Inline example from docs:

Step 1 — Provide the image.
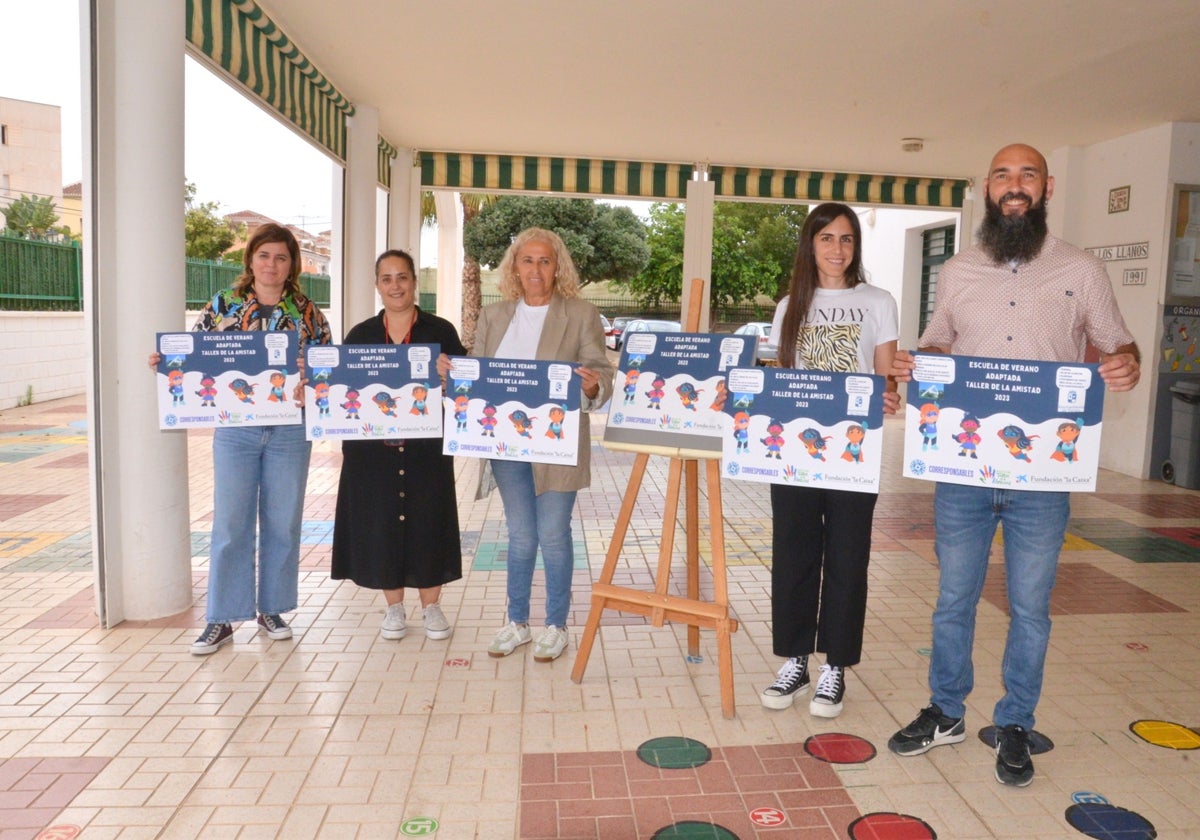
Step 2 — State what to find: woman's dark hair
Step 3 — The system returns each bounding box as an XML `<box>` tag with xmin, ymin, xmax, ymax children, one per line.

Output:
<box><xmin>776</xmin><ymin>203</ymin><xmax>866</xmax><ymax>369</ymax></box>
<box><xmin>234</xmin><ymin>223</ymin><xmax>303</xmax><ymax>298</ymax></box>
<box><xmin>375</xmin><ymin>249</ymin><xmax>416</xmax><ymax>277</ymax></box>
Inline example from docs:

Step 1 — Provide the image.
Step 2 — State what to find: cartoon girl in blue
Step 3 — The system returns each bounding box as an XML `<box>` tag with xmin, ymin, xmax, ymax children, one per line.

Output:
<box><xmin>918</xmin><ymin>403</ymin><xmax>940</xmax><ymax>451</ymax></box>
<box><xmin>509</xmin><ymin>410</ymin><xmax>535</xmax><ymax>438</ymax></box>
<box><xmin>676</xmin><ymin>382</ymin><xmax>702</xmax><ymax>411</ymax></box>
<box><xmin>545</xmin><ymin>406</ymin><xmax>566</xmax><ymax>440</ymax></box>
<box><xmin>454</xmin><ymin>395</ymin><xmax>470</xmax><ymax>431</ymax></box>
<box><xmin>998</xmin><ymin>424</ymin><xmax>1038</xmax><ymax>461</ymax></box>
<box><xmin>266</xmin><ymin>371</ymin><xmax>287</xmax><ymax>403</ymax></box>
<box><xmin>372</xmin><ymin>391</ymin><xmax>398</xmax><ymax>417</ymax></box>
<box><xmin>623</xmin><ymin>369</ymin><xmax>640</xmax><ymax>405</ymax></box>
<box><xmin>800</xmin><ymin>427</ymin><xmax>831</xmax><ymax>461</ymax></box>
<box><xmin>168</xmin><ymin>369</ymin><xmax>186</xmax><ymax>405</ymax></box>
<box><xmin>313</xmin><ymin>381</ymin><xmax>331</xmax><ymax>417</ymax></box>
<box><xmin>410</xmin><ymin>384</ymin><xmax>428</xmax><ymax>416</ymax></box>
<box><xmin>841</xmin><ymin>423</ymin><xmax>866</xmax><ymax>462</ymax></box>
<box><xmin>733</xmin><ymin>411</ymin><xmax>750</xmax><ymax>453</ymax></box>
<box><xmin>1050</xmin><ymin>419</ymin><xmax>1083</xmax><ymax>462</ymax></box>
<box><xmin>229</xmin><ymin>378</ymin><xmax>255</xmax><ymax>404</ymax></box>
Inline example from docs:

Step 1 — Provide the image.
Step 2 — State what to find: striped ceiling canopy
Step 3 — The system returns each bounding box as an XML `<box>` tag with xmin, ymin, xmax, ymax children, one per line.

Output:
<box><xmin>417</xmin><ymin>151</ymin><xmax>967</xmax><ymax>209</ymax></box>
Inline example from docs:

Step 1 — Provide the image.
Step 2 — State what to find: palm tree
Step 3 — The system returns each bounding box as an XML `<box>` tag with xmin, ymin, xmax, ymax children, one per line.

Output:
<box><xmin>421</xmin><ymin>190</ymin><xmax>497</xmax><ymax>352</ymax></box>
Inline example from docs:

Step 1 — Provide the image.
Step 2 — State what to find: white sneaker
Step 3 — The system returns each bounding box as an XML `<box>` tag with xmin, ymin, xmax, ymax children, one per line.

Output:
<box><xmin>380</xmin><ymin>603</ymin><xmax>407</xmax><ymax>640</ymax></box>
<box><xmin>488</xmin><ymin>622</ymin><xmax>531</xmax><ymax>657</ymax></box>
<box><xmin>809</xmin><ymin>664</ymin><xmax>845</xmax><ymax>718</ymax></box>
<box><xmin>422</xmin><ymin>603</ymin><xmax>452</xmax><ymax>640</ymax></box>
<box><xmin>533</xmin><ymin>625</ymin><xmax>569</xmax><ymax>662</ymax></box>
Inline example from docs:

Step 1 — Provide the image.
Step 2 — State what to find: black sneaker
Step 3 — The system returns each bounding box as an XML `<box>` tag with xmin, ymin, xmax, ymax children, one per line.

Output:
<box><xmin>888</xmin><ymin>704</ymin><xmax>966</xmax><ymax>755</ymax></box>
<box><xmin>761</xmin><ymin>656</ymin><xmax>809</xmax><ymax>709</ymax></box>
<box><xmin>995</xmin><ymin>724</ymin><xmax>1035</xmax><ymax>787</ymax></box>
<box><xmin>809</xmin><ymin>664</ymin><xmax>845</xmax><ymax>718</ymax></box>
<box><xmin>190</xmin><ymin>622</ymin><xmax>233</xmax><ymax>655</ymax></box>
<box><xmin>256</xmin><ymin>613</ymin><xmax>293</xmax><ymax>640</ymax></box>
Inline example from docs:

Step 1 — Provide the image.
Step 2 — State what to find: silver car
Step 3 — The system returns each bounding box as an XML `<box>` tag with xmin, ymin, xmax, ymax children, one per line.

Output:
<box><xmin>734</xmin><ymin>321</ymin><xmax>776</xmax><ymax>365</ymax></box>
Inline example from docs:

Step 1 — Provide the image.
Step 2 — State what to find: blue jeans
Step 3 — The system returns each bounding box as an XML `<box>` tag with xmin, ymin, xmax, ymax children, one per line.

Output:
<box><xmin>928</xmin><ymin>482</ymin><xmax>1069</xmax><ymax>731</ymax></box>
<box><xmin>207</xmin><ymin>424</ymin><xmax>311</xmax><ymax>623</ymax></box>
<box><xmin>490</xmin><ymin>460</ymin><xmax>577</xmax><ymax>627</ymax></box>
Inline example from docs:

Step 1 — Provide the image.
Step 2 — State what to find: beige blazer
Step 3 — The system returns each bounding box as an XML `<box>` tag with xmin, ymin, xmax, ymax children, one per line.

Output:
<box><xmin>473</xmin><ymin>293</ymin><xmax>615</xmax><ymax>496</ymax></box>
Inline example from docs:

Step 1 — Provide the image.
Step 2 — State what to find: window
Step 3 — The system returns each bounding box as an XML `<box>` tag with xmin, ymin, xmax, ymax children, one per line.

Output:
<box><xmin>0</xmin><ymin>124</ymin><xmax>8</xmax><ymax>145</ymax></box>
<box><xmin>919</xmin><ymin>225</ymin><xmax>956</xmax><ymax>335</ymax></box>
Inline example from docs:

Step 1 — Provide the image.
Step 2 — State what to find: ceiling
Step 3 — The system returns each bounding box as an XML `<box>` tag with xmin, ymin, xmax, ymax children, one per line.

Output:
<box><xmin>259</xmin><ymin>0</ymin><xmax>1200</xmax><ymax>188</ymax></box>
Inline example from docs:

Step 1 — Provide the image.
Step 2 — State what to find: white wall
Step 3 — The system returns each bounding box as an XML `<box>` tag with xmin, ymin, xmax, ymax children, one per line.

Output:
<box><xmin>0</xmin><ymin>312</ymin><xmax>87</xmax><ymax>408</ymax></box>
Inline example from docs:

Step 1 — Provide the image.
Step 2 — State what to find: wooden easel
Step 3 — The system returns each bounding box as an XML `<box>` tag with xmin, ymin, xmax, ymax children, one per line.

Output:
<box><xmin>570</xmin><ymin>280</ymin><xmax>739</xmax><ymax>718</ymax></box>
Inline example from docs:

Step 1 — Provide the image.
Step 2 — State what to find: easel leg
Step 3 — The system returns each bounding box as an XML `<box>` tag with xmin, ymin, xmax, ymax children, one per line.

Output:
<box><xmin>685</xmin><ymin>459</ymin><xmax>700</xmax><ymax>657</ymax></box>
<box><xmin>707</xmin><ymin>458</ymin><xmax>735</xmax><ymax>718</ymax></box>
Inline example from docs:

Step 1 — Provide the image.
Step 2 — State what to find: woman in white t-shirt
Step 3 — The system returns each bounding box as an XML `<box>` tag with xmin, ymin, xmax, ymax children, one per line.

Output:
<box><xmin>760</xmin><ymin>203</ymin><xmax>899</xmax><ymax>718</ymax></box>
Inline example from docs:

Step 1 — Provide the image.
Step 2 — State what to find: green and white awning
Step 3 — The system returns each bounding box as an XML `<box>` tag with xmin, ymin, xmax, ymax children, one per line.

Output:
<box><xmin>186</xmin><ymin>0</ymin><xmax>353</xmax><ymax>160</ymax></box>
<box><xmin>417</xmin><ymin>152</ymin><xmax>967</xmax><ymax>208</ymax></box>
<box><xmin>378</xmin><ymin>138</ymin><xmax>399</xmax><ymax>188</ymax></box>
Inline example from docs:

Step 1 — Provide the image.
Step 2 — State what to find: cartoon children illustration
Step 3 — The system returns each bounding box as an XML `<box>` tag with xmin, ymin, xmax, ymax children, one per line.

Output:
<box><xmin>761</xmin><ymin>418</ymin><xmax>786</xmax><ymax>459</ymax></box>
<box><xmin>228</xmin><ymin>377</ymin><xmax>255</xmax><ymax>404</ymax></box>
<box><xmin>545</xmin><ymin>405</ymin><xmax>566</xmax><ymax>440</ymax></box>
<box><xmin>410</xmin><ymin>384</ymin><xmax>429</xmax><ymax>416</ymax></box>
<box><xmin>918</xmin><ymin>403</ymin><xmax>940</xmax><ymax>451</ymax></box>
<box><xmin>341</xmin><ymin>388</ymin><xmax>361</xmax><ymax>419</ymax></box>
<box><xmin>998</xmin><ymin>424</ymin><xmax>1038</xmax><ymax>462</ymax></box>
<box><xmin>841</xmin><ymin>423</ymin><xmax>866</xmax><ymax>462</ymax></box>
<box><xmin>622</xmin><ymin>369</ymin><xmax>640</xmax><ymax>405</ymax></box>
<box><xmin>709</xmin><ymin>380</ymin><xmax>728</xmax><ymax>411</ymax></box>
<box><xmin>167</xmin><ymin>369</ymin><xmax>186</xmax><ymax>406</ymax></box>
<box><xmin>372</xmin><ymin>391</ymin><xmax>398</xmax><ymax>417</ymax></box>
<box><xmin>646</xmin><ymin>376</ymin><xmax>666</xmax><ymax>410</ymax></box>
<box><xmin>799</xmin><ymin>427</ymin><xmax>831</xmax><ymax>461</ymax></box>
<box><xmin>195</xmin><ymin>375</ymin><xmax>217</xmax><ymax>407</ymax></box>
<box><xmin>732</xmin><ymin>411</ymin><xmax>751</xmax><ymax>453</ymax></box>
<box><xmin>313</xmin><ymin>381</ymin><xmax>331</xmax><ymax>417</ymax></box>
<box><xmin>676</xmin><ymin>381</ymin><xmax>702</xmax><ymax>411</ymax></box>
<box><xmin>266</xmin><ymin>371</ymin><xmax>287</xmax><ymax>403</ymax></box>
<box><xmin>1050</xmin><ymin>419</ymin><xmax>1083</xmax><ymax>462</ymax></box>
<box><xmin>478</xmin><ymin>402</ymin><xmax>498</xmax><ymax>436</ymax></box>
<box><xmin>509</xmin><ymin>409</ymin><xmax>535</xmax><ymax>438</ymax></box>
<box><xmin>954</xmin><ymin>413</ymin><xmax>982</xmax><ymax>458</ymax></box>
<box><xmin>454</xmin><ymin>395</ymin><xmax>470</xmax><ymax>431</ymax></box>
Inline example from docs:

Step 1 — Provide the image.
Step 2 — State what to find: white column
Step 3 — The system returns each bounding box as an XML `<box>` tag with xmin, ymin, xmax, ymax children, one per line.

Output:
<box><xmin>343</xmin><ymin>106</ymin><xmax>380</xmax><ymax>331</ymax></box>
<box><xmin>435</xmin><ymin>191</ymin><xmax>464</xmax><ymax>330</ymax></box>
<box><xmin>83</xmin><ymin>0</ymin><xmax>191</xmax><ymax>624</ymax></box>
<box><xmin>681</xmin><ymin>177</ymin><xmax>716</xmax><ymax>331</ymax></box>
<box><xmin>387</xmin><ymin>147</ymin><xmax>416</xmax><ymax>253</ymax></box>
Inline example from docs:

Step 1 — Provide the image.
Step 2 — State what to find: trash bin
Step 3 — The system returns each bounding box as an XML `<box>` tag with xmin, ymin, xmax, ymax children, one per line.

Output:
<box><xmin>1162</xmin><ymin>379</ymin><xmax>1200</xmax><ymax>489</ymax></box>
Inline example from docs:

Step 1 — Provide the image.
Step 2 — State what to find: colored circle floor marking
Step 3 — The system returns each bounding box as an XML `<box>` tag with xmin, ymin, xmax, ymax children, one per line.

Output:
<box><xmin>1072</xmin><ymin>791</ymin><xmax>1110</xmax><ymax>805</ymax></box>
<box><xmin>636</xmin><ymin>736</ymin><xmax>712</xmax><ymax>769</ymax></box>
<box><xmin>804</xmin><ymin>732</ymin><xmax>877</xmax><ymax>764</ymax></box>
<box><xmin>1064</xmin><ymin>803</ymin><xmax>1156</xmax><ymax>840</ymax></box>
<box><xmin>1124</xmin><ymin>642</ymin><xmax>1149</xmax><ymax>651</ymax></box>
<box><xmin>848</xmin><ymin>812</ymin><xmax>937</xmax><ymax>840</ymax></box>
<box><xmin>398</xmin><ymin>816</ymin><xmax>439</xmax><ymax>836</ymax></box>
<box><xmin>651</xmin><ymin>821</ymin><xmax>738</xmax><ymax>839</ymax></box>
<box><xmin>1129</xmin><ymin>719</ymin><xmax>1200</xmax><ymax>750</ymax></box>
<box><xmin>748</xmin><ymin>806</ymin><xmax>786</xmax><ymax>827</ymax></box>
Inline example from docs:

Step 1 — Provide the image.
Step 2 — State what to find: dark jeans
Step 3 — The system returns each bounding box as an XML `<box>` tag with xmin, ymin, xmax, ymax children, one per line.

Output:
<box><xmin>770</xmin><ymin>484</ymin><xmax>878</xmax><ymax>666</ymax></box>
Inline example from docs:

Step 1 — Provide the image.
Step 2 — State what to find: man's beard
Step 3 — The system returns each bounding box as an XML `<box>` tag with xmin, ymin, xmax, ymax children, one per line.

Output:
<box><xmin>978</xmin><ymin>192</ymin><xmax>1049</xmax><ymax>263</ymax></box>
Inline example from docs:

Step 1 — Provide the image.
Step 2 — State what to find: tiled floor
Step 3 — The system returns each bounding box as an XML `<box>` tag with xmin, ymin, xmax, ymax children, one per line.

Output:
<box><xmin>1</xmin><ymin>396</ymin><xmax>1198</xmax><ymax>839</ymax></box>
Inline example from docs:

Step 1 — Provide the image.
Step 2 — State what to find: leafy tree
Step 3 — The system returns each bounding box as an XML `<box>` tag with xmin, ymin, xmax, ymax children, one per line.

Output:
<box><xmin>463</xmin><ymin>196</ymin><xmax>649</xmax><ymax>287</ymax></box>
<box><xmin>421</xmin><ymin>191</ymin><xmax>502</xmax><ymax>351</ymax></box>
<box><xmin>2</xmin><ymin>194</ymin><xmax>60</xmax><ymax>239</ymax></box>
<box><xmin>629</xmin><ymin>201</ymin><xmax>806</xmax><ymax>310</ymax></box>
<box><xmin>184</xmin><ymin>181</ymin><xmax>242</xmax><ymax>260</ymax></box>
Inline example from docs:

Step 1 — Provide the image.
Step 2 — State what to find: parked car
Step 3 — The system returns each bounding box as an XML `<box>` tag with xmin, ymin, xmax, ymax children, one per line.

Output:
<box><xmin>734</xmin><ymin>321</ymin><xmax>776</xmax><ymax>365</ymax></box>
<box><xmin>605</xmin><ymin>315</ymin><xmax>635</xmax><ymax>350</ymax></box>
<box><xmin>599</xmin><ymin>313</ymin><xmax>612</xmax><ymax>334</ymax></box>
<box><xmin>620</xmin><ymin>318</ymin><xmax>683</xmax><ymax>346</ymax></box>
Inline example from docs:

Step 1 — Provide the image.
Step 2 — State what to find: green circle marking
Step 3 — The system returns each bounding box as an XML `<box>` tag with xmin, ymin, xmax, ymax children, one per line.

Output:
<box><xmin>636</xmin><ymin>736</ymin><xmax>712</xmax><ymax>769</ymax></box>
<box><xmin>652</xmin><ymin>821</ymin><xmax>738</xmax><ymax>839</ymax></box>
<box><xmin>399</xmin><ymin>816</ymin><xmax>439</xmax><ymax>836</ymax></box>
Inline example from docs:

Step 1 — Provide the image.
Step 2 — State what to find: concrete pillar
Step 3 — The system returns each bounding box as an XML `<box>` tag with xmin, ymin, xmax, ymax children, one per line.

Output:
<box><xmin>343</xmin><ymin>106</ymin><xmax>380</xmax><ymax>332</ymax></box>
<box><xmin>387</xmin><ymin>147</ymin><xmax>416</xmax><ymax>253</ymax></box>
<box><xmin>83</xmin><ymin>0</ymin><xmax>191</xmax><ymax>625</ymax></box>
<box><xmin>681</xmin><ymin>177</ymin><xmax>716</xmax><ymax>331</ymax></box>
<box><xmin>435</xmin><ymin>191</ymin><xmax>464</xmax><ymax>331</ymax></box>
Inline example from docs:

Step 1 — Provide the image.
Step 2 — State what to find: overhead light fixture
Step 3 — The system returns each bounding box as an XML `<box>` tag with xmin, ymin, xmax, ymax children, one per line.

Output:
<box><xmin>901</xmin><ymin>137</ymin><xmax>924</xmax><ymax>153</ymax></box>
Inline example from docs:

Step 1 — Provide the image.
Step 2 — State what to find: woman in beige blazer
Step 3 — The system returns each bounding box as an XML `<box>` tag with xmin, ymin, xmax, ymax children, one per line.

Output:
<box><xmin>468</xmin><ymin>227</ymin><xmax>614</xmax><ymax>662</ymax></box>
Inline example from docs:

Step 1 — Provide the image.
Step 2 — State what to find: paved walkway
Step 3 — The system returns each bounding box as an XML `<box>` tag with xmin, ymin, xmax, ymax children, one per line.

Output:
<box><xmin>1</xmin><ymin>396</ymin><xmax>1198</xmax><ymax>839</ymax></box>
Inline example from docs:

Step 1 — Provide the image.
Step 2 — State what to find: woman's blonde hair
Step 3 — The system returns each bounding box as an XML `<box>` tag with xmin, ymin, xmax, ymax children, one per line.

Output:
<box><xmin>495</xmin><ymin>227</ymin><xmax>581</xmax><ymax>301</ymax></box>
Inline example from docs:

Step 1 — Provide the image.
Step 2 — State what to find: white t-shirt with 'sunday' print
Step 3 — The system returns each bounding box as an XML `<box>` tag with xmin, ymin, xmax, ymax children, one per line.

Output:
<box><xmin>768</xmin><ymin>284</ymin><xmax>899</xmax><ymax>374</ymax></box>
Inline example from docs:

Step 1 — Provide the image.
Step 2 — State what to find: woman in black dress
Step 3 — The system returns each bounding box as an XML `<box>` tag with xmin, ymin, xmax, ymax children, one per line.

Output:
<box><xmin>331</xmin><ymin>249</ymin><xmax>465</xmax><ymax>640</ymax></box>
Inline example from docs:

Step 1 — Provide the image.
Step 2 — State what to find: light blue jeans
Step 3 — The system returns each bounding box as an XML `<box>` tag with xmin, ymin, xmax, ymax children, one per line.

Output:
<box><xmin>928</xmin><ymin>482</ymin><xmax>1069</xmax><ymax>731</ymax></box>
<box><xmin>207</xmin><ymin>424</ymin><xmax>311</xmax><ymax>623</ymax></box>
<box><xmin>490</xmin><ymin>460</ymin><xmax>577</xmax><ymax>627</ymax></box>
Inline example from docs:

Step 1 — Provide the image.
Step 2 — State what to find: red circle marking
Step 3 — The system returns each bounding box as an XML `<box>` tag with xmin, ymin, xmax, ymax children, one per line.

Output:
<box><xmin>749</xmin><ymin>807</ymin><xmax>786</xmax><ymax>827</ymax></box>
<box><xmin>848</xmin><ymin>812</ymin><xmax>936</xmax><ymax>840</ymax></box>
<box><xmin>35</xmin><ymin>828</ymin><xmax>82</xmax><ymax>840</ymax></box>
<box><xmin>1125</xmin><ymin>642</ymin><xmax>1149</xmax><ymax>652</ymax></box>
<box><xmin>444</xmin><ymin>657</ymin><xmax>471</xmax><ymax>668</ymax></box>
<box><xmin>805</xmin><ymin>732</ymin><xmax>877</xmax><ymax>764</ymax></box>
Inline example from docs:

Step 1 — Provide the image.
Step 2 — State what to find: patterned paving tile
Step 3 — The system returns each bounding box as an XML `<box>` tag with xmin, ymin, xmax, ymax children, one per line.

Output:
<box><xmin>0</xmin><ymin>494</ymin><xmax>67</xmax><ymax>520</ymax></box>
<box><xmin>0</xmin><ymin>756</ymin><xmax>110</xmax><ymax>840</ymax></box>
<box><xmin>1149</xmin><ymin>526</ymin><xmax>1200</xmax><ymax>549</ymax></box>
<box><xmin>982</xmin><ymin>561</ymin><xmax>1185</xmax><ymax>615</ymax></box>
<box><xmin>1068</xmin><ymin>518</ymin><xmax>1200</xmax><ymax>563</ymax></box>
<box><xmin>1094</xmin><ymin>492</ymin><xmax>1200</xmax><ymax>518</ymax></box>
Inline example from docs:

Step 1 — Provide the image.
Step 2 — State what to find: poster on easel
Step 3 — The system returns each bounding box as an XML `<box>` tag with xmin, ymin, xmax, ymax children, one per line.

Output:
<box><xmin>901</xmin><ymin>352</ymin><xmax>1105</xmax><ymax>491</ymax></box>
<box><xmin>441</xmin><ymin>357</ymin><xmax>581</xmax><ymax>466</ymax></box>
<box><xmin>303</xmin><ymin>343</ymin><xmax>442</xmax><ymax>441</ymax></box>
<box><xmin>155</xmin><ymin>331</ymin><xmax>300</xmax><ymax>429</ymax></box>
<box><xmin>720</xmin><ymin>366</ymin><xmax>886</xmax><ymax>493</ymax></box>
<box><xmin>604</xmin><ymin>331</ymin><xmax>756</xmax><ymax>452</ymax></box>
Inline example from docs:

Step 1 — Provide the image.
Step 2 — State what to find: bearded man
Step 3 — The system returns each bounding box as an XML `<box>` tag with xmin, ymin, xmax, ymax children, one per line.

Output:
<box><xmin>885</xmin><ymin>144</ymin><xmax>1141</xmax><ymax>787</ymax></box>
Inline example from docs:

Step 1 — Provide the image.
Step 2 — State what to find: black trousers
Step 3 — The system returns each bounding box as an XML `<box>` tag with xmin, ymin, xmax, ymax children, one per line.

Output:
<box><xmin>770</xmin><ymin>483</ymin><xmax>878</xmax><ymax>667</ymax></box>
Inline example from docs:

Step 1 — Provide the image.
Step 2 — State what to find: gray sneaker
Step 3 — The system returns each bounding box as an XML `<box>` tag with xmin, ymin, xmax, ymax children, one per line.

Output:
<box><xmin>380</xmin><ymin>603</ymin><xmax>407</xmax><ymax>640</ymax></box>
<box><xmin>422</xmin><ymin>603</ymin><xmax>452</xmax><ymax>640</ymax></box>
<box><xmin>488</xmin><ymin>622</ymin><xmax>531</xmax><ymax>657</ymax></box>
<box><xmin>532</xmin><ymin>625</ymin><xmax>569</xmax><ymax>662</ymax></box>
